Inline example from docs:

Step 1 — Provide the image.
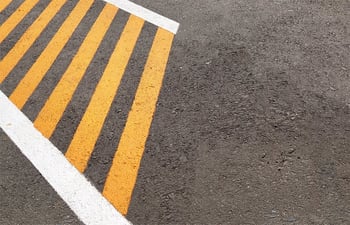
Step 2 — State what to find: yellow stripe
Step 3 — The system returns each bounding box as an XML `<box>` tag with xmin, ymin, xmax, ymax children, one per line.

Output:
<box><xmin>0</xmin><ymin>0</ymin><xmax>38</xmax><ymax>44</ymax></box>
<box><xmin>10</xmin><ymin>0</ymin><xmax>94</xmax><ymax>109</ymax></box>
<box><xmin>34</xmin><ymin>4</ymin><xmax>117</xmax><ymax>138</ymax></box>
<box><xmin>0</xmin><ymin>0</ymin><xmax>66</xmax><ymax>83</ymax></box>
<box><xmin>0</xmin><ymin>0</ymin><xmax>12</xmax><ymax>13</ymax></box>
<box><xmin>65</xmin><ymin>15</ymin><xmax>144</xmax><ymax>173</ymax></box>
<box><xmin>103</xmin><ymin>28</ymin><xmax>174</xmax><ymax>215</ymax></box>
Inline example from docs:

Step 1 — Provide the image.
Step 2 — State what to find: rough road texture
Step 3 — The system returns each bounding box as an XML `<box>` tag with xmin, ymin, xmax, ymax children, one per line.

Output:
<box><xmin>128</xmin><ymin>0</ymin><xmax>350</xmax><ymax>224</ymax></box>
<box><xmin>1</xmin><ymin>0</ymin><xmax>349</xmax><ymax>224</ymax></box>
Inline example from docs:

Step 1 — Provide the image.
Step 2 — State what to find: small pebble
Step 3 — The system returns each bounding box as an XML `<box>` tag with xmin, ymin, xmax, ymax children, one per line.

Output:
<box><xmin>283</xmin><ymin>216</ymin><xmax>297</xmax><ymax>222</ymax></box>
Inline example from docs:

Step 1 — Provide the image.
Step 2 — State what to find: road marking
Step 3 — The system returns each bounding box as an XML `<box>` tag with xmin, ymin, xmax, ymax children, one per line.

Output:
<box><xmin>0</xmin><ymin>0</ymin><xmax>67</xmax><ymax>83</ymax></box>
<box><xmin>34</xmin><ymin>4</ymin><xmax>117</xmax><ymax>138</ymax></box>
<box><xmin>0</xmin><ymin>91</ymin><xmax>132</xmax><ymax>225</ymax></box>
<box><xmin>10</xmin><ymin>0</ymin><xmax>95</xmax><ymax>109</ymax></box>
<box><xmin>0</xmin><ymin>0</ymin><xmax>39</xmax><ymax>45</ymax></box>
<box><xmin>0</xmin><ymin>0</ymin><xmax>11</xmax><ymax>13</ymax></box>
<box><xmin>65</xmin><ymin>14</ymin><xmax>144</xmax><ymax>173</ymax></box>
<box><xmin>104</xmin><ymin>0</ymin><xmax>179</xmax><ymax>34</ymax></box>
<box><xmin>1</xmin><ymin>0</ymin><xmax>178</xmax><ymax>217</ymax></box>
<box><xmin>103</xmin><ymin>28</ymin><xmax>174</xmax><ymax>215</ymax></box>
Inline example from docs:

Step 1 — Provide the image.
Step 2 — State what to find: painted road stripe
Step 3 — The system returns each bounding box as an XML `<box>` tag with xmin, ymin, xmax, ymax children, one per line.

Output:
<box><xmin>0</xmin><ymin>0</ymin><xmax>11</xmax><ymax>13</ymax></box>
<box><xmin>1</xmin><ymin>0</ymin><xmax>178</xmax><ymax>218</ymax></box>
<box><xmin>104</xmin><ymin>0</ymin><xmax>179</xmax><ymax>34</ymax></box>
<box><xmin>10</xmin><ymin>0</ymin><xmax>95</xmax><ymax>109</ymax></box>
<box><xmin>103</xmin><ymin>28</ymin><xmax>174</xmax><ymax>215</ymax></box>
<box><xmin>0</xmin><ymin>91</ymin><xmax>132</xmax><ymax>225</ymax></box>
<box><xmin>0</xmin><ymin>0</ymin><xmax>67</xmax><ymax>83</ymax></box>
<box><xmin>0</xmin><ymin>0</ymin><xmax>39</xmax><ymax>44</ymax></box>
<box><xmin>34</xmin><ymin>4</ymin><xmax>117</xmax><ymax>138</ymax></box>
<box><xmin>65</xmin><ymin>15</ymin><xmax>144</xmax><ymax>173</ymax></box>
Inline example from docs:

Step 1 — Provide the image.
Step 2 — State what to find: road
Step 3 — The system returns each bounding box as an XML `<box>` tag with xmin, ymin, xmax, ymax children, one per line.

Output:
<box><xmin>1</xmin><ymin>0</ymin><xmax>350</xmax><ymax>224</ymax></box>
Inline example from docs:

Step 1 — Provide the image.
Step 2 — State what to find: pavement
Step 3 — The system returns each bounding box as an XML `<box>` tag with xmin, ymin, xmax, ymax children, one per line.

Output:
<box><xmin>1</xmin><ymin>0</ymin><xmax>350</xmax><ymax>224</ymax></box>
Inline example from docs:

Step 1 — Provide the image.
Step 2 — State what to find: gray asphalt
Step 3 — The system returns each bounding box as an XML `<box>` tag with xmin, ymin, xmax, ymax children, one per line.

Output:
<box><xmin>1</xmin><ymin>0</ymin><xmax>350</xmax><ymax>224</ymax></box>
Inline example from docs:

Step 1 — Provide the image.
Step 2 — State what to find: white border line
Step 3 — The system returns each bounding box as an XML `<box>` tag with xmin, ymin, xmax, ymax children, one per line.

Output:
<box><xmin>103</xmin><ymin>0</ymin><xmax>179</xmax><ymax>34</ymax></box>
<box><xmin>0</xmin><ymin>91</ymin><xmax>132</xmax><ymax>225</ymax></box>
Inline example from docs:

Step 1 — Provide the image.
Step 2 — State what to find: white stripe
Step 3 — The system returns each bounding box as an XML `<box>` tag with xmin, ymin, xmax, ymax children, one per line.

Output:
<box><xmin>103</xmin><ymin>0</ymin><xmax>179</xmax><ymax>34</ymax></box>
<box><xmin>0</xmin><ymin>91</ymin><xmax>132</xmax><ymax>225</ymax></box>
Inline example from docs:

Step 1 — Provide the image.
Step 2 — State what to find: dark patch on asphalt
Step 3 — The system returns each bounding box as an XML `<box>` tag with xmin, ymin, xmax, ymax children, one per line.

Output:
<box><xmin>1</xmin><ymin>0</ymin><xmax>350</xmax><ymax>224</ymax></box>
<box><xmin>127</xmin><ymin>0</ymin><xmax>350</xmax><ymax>224</ymax></box>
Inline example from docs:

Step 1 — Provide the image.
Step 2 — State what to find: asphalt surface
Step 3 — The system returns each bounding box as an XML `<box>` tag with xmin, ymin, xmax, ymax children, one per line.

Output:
<box><xmin>1</xmin><ymin>0</ymin><xmax>350</xmax><ymax>224</ymax></box>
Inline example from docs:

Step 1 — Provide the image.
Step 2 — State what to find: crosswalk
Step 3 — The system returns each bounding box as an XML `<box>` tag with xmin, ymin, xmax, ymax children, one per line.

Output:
<box><xmin>0</xmin><ymin>0</ymin><xmax>177</xmax><ymax>216</ymax></box>
<box><xmin>0</xmin><ymin>0</ymin><xmax>11</xmax><ymax>13</ymax></box>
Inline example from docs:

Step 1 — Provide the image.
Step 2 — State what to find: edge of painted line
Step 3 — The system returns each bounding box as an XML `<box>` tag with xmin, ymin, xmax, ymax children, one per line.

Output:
<box><xmin>103</xmin><ymin>0</ymin><xmax>179</xmax><ymax>34</ymax></box>
<box><xmin>0</xmin><ymin>91</ymin><xmax>132</xmax><ymax>225</ymax></box>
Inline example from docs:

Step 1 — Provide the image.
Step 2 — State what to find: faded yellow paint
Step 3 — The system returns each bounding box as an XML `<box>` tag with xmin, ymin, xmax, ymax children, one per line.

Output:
<box><xmin>0</xmin><ymin>0</ymin><xmax>12</xmax><ymax>13</ymax></box>
<box><xmin>103</xmin><ymin>28</ymin><xmax>174</xmax><ymax>215</ymax></box>
<box><xmin>10</xmin><ymin>0</ymin><xmax>94</xmax><ymax>109</ymax></box>
<box><xmin>0</xmin><ymin>0</ymin><xmax>66</xmax><ymax>83</ymax></box>
<box><xmin>34</xmin><ymin>4</ymin><xmax>117</xmax><ymax>138</ymax></box>
<box><xmin>65</xmin><ymin>15</ymin><xmax>144</xmax><ymax>172</ymax></box>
